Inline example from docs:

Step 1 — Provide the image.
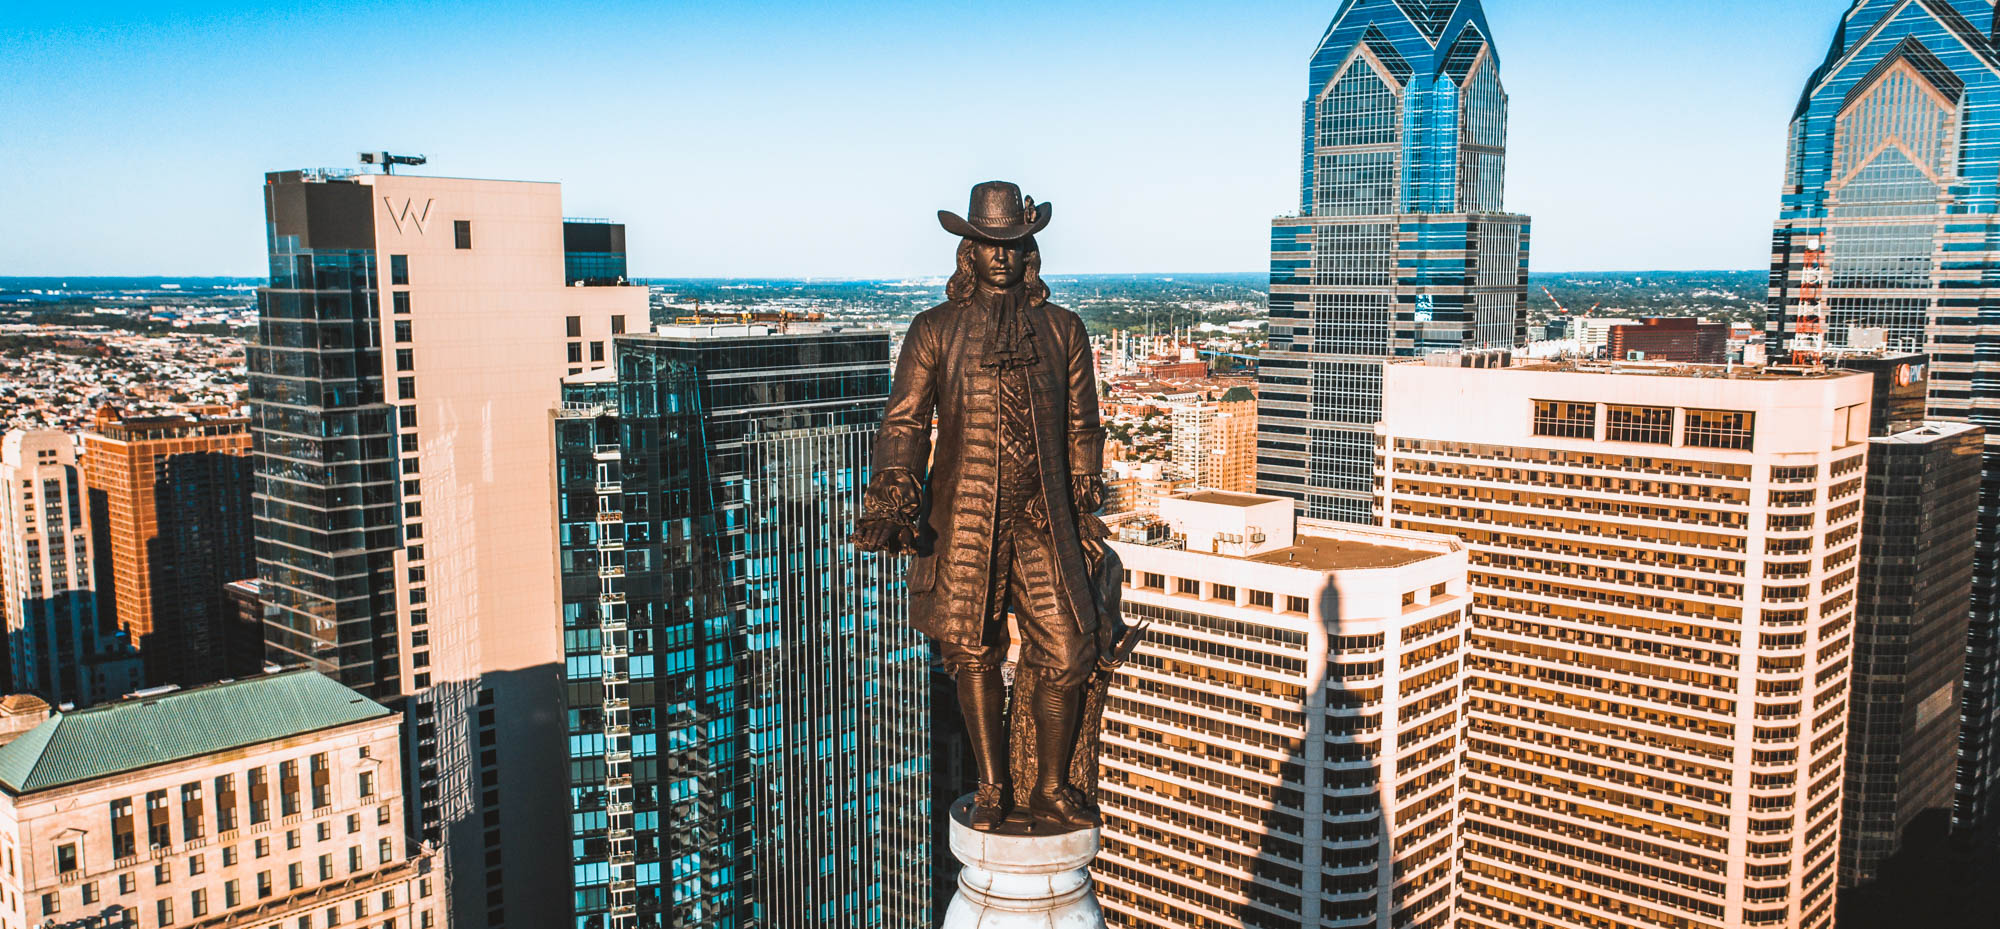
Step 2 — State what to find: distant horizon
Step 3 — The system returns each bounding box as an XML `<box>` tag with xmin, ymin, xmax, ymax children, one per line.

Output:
<box><xmin>0</xmin><ymin>268</ymin><xmax>1771</xmax><ymax>284</ymax></box>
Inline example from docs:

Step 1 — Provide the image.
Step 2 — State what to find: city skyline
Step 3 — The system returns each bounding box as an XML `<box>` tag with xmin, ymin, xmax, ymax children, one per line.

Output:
<box><xmin>7</xmin><ymin>0</ymin><xmax>1841</xmax><ymax>278</ymax></box>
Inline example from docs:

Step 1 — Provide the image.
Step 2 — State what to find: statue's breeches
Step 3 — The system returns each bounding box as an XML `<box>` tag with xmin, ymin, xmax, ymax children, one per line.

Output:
<box><xmin>938</xmin><ymin>517</ymin><xmax>1096</xmax><ymax>690</ymax></box>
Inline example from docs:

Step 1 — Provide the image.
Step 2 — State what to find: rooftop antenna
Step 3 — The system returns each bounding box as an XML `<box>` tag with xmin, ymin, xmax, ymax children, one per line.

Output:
<box><xmin>358</xmin><ymin>151</ymin><xmax>428</xmax><ymax>175</ymax></box>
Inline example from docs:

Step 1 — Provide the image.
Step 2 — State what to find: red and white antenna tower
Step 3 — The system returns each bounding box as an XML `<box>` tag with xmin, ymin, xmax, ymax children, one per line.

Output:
<box><xmin>1790</xmin><ymin>235</ymin><xmax>1827</xmax><ymax>365</ymax></box>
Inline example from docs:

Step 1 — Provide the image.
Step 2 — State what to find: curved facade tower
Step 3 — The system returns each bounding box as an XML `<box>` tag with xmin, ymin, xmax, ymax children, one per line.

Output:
<box><xmin>1767</xmin><ymin>0</ymin><xmax>2000</xmax><ymax>840</ymax></box>
<box><xmin>1257</xmin><ymin>0</ymin><xmax>1531</xmax><ymax>523</ymax></box>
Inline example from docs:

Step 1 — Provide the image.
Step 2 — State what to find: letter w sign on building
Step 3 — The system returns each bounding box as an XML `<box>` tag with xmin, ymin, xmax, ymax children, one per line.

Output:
<box><xmin>383</xmin><ymin>197</ymin><xmax>434</xmax><ymax>235</ymax></box>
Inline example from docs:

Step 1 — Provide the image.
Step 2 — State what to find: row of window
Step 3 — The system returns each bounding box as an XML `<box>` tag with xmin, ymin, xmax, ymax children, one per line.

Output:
<box><xmin>1532</xmin><ymin>400</ymin><xmax>1757</xmax><ymax>451</ymax></box>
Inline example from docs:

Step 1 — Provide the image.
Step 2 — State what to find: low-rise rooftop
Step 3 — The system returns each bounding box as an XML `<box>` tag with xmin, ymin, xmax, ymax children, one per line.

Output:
<box><xmin>0</xmin><ymin>670</ymin><xmax>389</xmax><ymax>794</ymax></box>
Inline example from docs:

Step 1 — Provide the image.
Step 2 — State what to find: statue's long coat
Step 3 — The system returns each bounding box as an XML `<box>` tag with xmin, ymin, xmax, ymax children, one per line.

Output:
<box><xmin>873</xmin><ymin>296</ymin><xmax>1106</xmax><ymax>646</ymax></box>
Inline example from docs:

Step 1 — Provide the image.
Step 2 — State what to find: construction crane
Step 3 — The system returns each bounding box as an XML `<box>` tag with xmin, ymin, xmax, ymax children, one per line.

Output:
<box><xmin>1541</xmin><ymin>286</ymin><xmax>1570</xmax><ymax>315</ymax></box>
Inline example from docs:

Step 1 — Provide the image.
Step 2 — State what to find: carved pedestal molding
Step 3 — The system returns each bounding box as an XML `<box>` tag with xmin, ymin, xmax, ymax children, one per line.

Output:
<box><xmin>942</xmin><ymin>795</ymin><xmax>1104</xmax><ymax>929</ymax></box>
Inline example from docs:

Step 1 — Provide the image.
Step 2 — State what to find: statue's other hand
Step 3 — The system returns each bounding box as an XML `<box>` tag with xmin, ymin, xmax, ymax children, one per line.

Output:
<box><xmin>851</xmin><ymin>516</ymin><xmax>918</xmax><ymax>555</ymax></box>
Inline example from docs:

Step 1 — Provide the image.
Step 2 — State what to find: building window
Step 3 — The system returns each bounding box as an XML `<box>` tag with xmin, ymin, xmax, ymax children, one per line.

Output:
<box><xmin>1600</xmin><ymin>404</ymin><xmax>1672</xmax><ymax>444</ymax></box>
<box><xmin>82</xmin><ymin>882</ymin><xmax>98</xmax><ymax>904</ymax></box>
<box><xmin>257</xmin><ymin>871</ymin><xmax>272</xmax><ymax>898</ymax></box>
<box><xmin>279</xmin><ymin>761</ymin><xmax>300</xmax><ymax>816</ymax></box>
<box><xmin>400</xmin><ymin>407</ymin><xmax>418</xmax><ymax>429</ymax></box>
<box><xmin>402</xmin><ymin>434</ymin><xmax>419</xmax><ymax>453</ymax></box>
<box><xmin>157</xmin><ymin>899</ymin><xmax>173</xmax><ymax>926</ymax></box>
<box><xmin>121</xmin><ymin>873</ymin><xmax>136</xmax><ymax>894</ymax></box>
<box><xmin>590</xmin><ymin>341</ymin><xmax>605</xmax><ymax>362</ymax></box>
<box><xmin>390</xmin><ymin>255</ymin><xmax>408</xmax><ymax>286</ymax></box>
<box><xmin>319</xmin><ymin>854</ymin><xmax>333</xmax><ymax>881</ymax></box>
<box><xmin>1249</xmin><ymin>590</ymin><xmax>1274</xmax><ymax>608</ymax></box>
<box><xmin>396</xmin><ymin>349</ymin><xmax>414</xmax><ymax>372</ymax></box>
<box><xmin>288</xmin><ymin>862</ymin><xmax>303</xmax><ymax>889</ymax></box>
<box><xmin>611</xmin><ymin>315</ymin><xmax>626</xmax><ymax>335</ymax></box>
<box><xmin>146</xmin><ymin>790</ymin><xmax>171</xmax><ymax>849</ymax></box>
<box><xmin>393</xmin><ymin>291</ymin><xmax>410</xmax><ymax>314</ymax></box>
<box><xmin>1211</xmin><ymin>584</ymin><xmax>1236</xmax><ymax>602</ymax></box>
<box><xmin>311</xmin><ymin>753</ymin><xmax>332</xmax><ymax>809</ymax></box>
<box><xmin>225</xmin><ymin>881</ymin><xmax>240</xmax><ymax>908</ymax></box>
<box><xmin>1685</xmin><ymin>408</ymin><xmax>1755</xmax><ymax>450</ymax></box>
<box><xmin>112</xmin><ymin>798</ymin><xmax>136</xmax><ymax>858</ymax></box>
<box><xmin>56</xmin><ymin>842</ymin><xmax>77</xmax><ymax>874</ymax></box>
<box><xmin>1175</xmin><ymin>577</ymin><xmax>1200</xmax><ymax>596</ymax></box>
<box><xmin>567</xmin><ymin>342</ymin><xmax>583</xmax><ymax>364</ymax></box>
<box><xmin>40</xmin><ymin>892</ymin><xmax>56</xmax><ymax>916</ymax></box>
<box><xmin>188</xmin><ymin>855</ymin><xmax>204</xmax><ymax>876</ymax></box>
<box><xmin>398</xmin><ymin>377</ymin><xmax>416</xmax><ymax>400</ymax></box>
<box><xmin>454</xmin><ymin>220</ymin><xmax>472</xmax><ymax>249</ymax></box>
<box><xmin>395</xmin><ymin>320</ymin><xmax>412</xmax><ymax>342</ymax></box>
<box><xmin>222</xmin><ymin>846</ymin><xmax>237</xmax><ymax>867</ymax></box>
<box><xmin>379</xmin><ymin>838</ymin><xmax>394</xmax><ymax>864</ymax></box>
<box><xmin>359</xmin><ymin>772</ymin><xmax>375</xmax><ymax>799</ymax></box>
<box><xmin>1531</xmin><ymin>400</ymin><xmax>1596</xmax><ymax>438</ymax></box>
<box><xmin>191</xmin><ymin>888</ymin><xmax>207</xmax><ymax>919</ymax></box>
<box><xmin>566</xmin><ymin>316</ymin><xmax>581</xmax><ymax>338</ymax></box>
<box><xmin>1285</xmin><ymin>595</ymin><xmax>1310</xmax><ymax>614</ymax></box>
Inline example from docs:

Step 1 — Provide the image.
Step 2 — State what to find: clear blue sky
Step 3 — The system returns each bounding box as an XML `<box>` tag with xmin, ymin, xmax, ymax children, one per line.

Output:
<box><xmin>1</xmin><ymin>0</ymin><xmax>1845</xmax><ymax>277</ymax></box>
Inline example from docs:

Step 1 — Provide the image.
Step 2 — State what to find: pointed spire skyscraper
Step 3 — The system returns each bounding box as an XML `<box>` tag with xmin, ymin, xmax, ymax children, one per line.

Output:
<box><xmin>1257</xmin><ymin>0</ymin><xmax>1531</xmax><ymax>523</ymax></box>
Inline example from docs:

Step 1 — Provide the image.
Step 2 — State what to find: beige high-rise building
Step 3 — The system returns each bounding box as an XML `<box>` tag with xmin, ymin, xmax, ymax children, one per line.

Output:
<box><xmin>253</xmin><ymin>167</ymin><xmax>647</xmax><ymax>929</ymax></box>
<box><xmin>1377</xmin><ymin>355</ymin><xmax>1872</xmax><ymax>929</ymax></box>
<box><xmin>0</xmin><ymin>430</ymin><xmax>141</xmax><ymax>707</ymax></box>
<box><xmin>1095</xmin><ymin>491</ymin><xmax>1468</xmax><ymax>929</ymax></box>
<box><xmin>1170</xmin><ymin>387</ymin><xmax>1258</xmax><ymax>493</ymax></box>
<box><xmin>0</xmin><ymin>670</ymin><xmax>436</xmax><ymax>929</ymax></box>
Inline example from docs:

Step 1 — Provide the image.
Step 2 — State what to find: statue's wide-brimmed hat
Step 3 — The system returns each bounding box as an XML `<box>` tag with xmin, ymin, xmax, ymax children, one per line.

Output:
<box><xmin>939</xmin><ymin>181</ymin><xmax>1052</xmax><ymax>242</ymax></box>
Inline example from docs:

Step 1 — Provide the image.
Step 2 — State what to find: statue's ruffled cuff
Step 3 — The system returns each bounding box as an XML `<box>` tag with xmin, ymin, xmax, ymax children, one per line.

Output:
<box><xmin>863</xmin><ymin>468</ymin><xmax>924</xmax><ymax>523</ymax></box>
<box><xmin>1069</xmin><ymin>426</ymin><xmax>1105</xmax><ymax>476</ymax></box>
<box><xmin>1071</xmin><ymin>472</ymin><xmax>1107</xmax><ymax>516</ymax></box>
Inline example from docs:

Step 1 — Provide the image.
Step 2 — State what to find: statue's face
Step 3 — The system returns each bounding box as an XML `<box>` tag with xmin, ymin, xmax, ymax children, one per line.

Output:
<box><xmin>970</xmin><ymin>239</ymin><xmax>1028</xmax><ymax>290</ymax></box>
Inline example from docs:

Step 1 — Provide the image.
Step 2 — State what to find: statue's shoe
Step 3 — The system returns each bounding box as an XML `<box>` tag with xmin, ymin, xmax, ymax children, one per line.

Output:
<box><xmin>1027</xmin><ymin>785</ymin><xmax>1099</xmax><ymax>832</ymax></box>
<box><xmin>970</xmin><ymin>782</ymin><xmax>1013</xmax><ymax>832</ymax></box>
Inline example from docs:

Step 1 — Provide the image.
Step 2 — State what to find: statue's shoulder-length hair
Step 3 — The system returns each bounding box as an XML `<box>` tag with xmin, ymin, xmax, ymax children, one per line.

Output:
<box><xmin>945</xmin><ymin>236</ymin><xmax>1049</xmax><ymax>307</ymax></box>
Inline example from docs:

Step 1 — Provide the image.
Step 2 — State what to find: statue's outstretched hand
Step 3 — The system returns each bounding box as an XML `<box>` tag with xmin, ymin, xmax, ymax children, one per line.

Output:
<box><xmin>851</xmin><ymin>515</ymin><xmax>918</xmax><ymax>555</ymax></box>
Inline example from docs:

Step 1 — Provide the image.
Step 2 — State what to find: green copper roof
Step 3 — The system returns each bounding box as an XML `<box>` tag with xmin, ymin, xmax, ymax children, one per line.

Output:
<box><xmin>1219</xmin><ymin>386</ymin><xmax>1256</xmax><ymax>402</ymax></box>
<box><xmin>0</xmin><ymin>671</ymin><xmax>390</xmax><ymax>794</ymax></box>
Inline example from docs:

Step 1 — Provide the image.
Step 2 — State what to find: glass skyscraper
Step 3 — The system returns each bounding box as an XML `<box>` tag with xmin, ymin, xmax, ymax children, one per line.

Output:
<box><xmin>1768</xmin><ymin>0</ymin><xmax>2000</xmax><ymax>836</ymax></box>
<box><xmin>556</xmin><ymin>325</ymin><xmax>930</xmax><ymax>929</ymax></box>
<box><xmin>1257</xmin><ymin>0</ymin><xmax>1531</xmax><ymax>523</ymax></box>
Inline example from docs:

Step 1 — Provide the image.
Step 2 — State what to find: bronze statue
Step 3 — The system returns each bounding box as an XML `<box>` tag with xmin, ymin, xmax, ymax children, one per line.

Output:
<box><xmin>854</xmin><ymin>181</ymin><xmax>1128</xmax><ymax>834</ymax></box>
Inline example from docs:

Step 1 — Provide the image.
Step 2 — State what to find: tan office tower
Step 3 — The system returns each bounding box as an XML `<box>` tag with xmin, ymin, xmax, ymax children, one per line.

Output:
<box><xmin>1170</xmin><ymin>387</ymin><xmax>1259</xmax><ymax>493</ymax></box>
<box><xmin>0</xmin><ymin>430</ymin><xmax>142</xmax><ymax>707</ymax></box>
<box><xmin>1095</xmin><ymin>491</ymin><xmax>1468</xmax><ymax>929</ymax></box>
<box><xmin>253</xmin><ymin>167</ymin><xmax>646</xmax><ymax>929</ymax></box>
<box><xmin>80</xmin><ymin>405</ymin><xmax>254</xmax><ymax>687</ymax></box>
<box><xmin>0</xmin><ymin>670</ymin><xmax>437</xmax><ymax>929</ymax></box>
<box><xmin>1377</xmin><ymin>355</ymin><xmax>1872</xmax><ymax>929</ymax></box>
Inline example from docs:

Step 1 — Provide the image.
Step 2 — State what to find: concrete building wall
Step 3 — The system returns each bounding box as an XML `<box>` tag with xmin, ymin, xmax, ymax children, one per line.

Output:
<box><xmin>1095</xmin><ymin>493</ymin><xmax>1467</xmax><ymax>929</ymax></box>
<box><xmin>1379</xmin><ymin>359</ymin><xmax>1873</xmax><ymax>929</ymax></box>
<box><xmin>0</xmin><ymin>707</ymin><xmax>433</xmax><ymax>929</ymax></box>
<box><xmin>0</xmin><ymin>431</ymin><xmax>140</xmax><ymax>706</ymax></box>
<box><xmin>354</xmin><ymin>174</ymin><xmax>647</xmax><ymax>929</ymax></box>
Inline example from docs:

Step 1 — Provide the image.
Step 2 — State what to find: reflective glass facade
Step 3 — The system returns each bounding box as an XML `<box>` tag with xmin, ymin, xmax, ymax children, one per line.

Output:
<box><xmin>557</xmin><ymin>329</ymin><xmax>928</xmax><ymax>929</ymax></box>
<box><xmin>1767</xmin><ymin>0</ymin><xmax>2000</xmax><ymax>834</ymax></box>
<box><xmin>1260</xmin><ymin>0</ymin><xmax>1531</xmax><ymax>523</ymax></box>
<box><xmin>252</xmin><ymin>173</ymin><xmax>403</xmax><ymax>695</ymax></box>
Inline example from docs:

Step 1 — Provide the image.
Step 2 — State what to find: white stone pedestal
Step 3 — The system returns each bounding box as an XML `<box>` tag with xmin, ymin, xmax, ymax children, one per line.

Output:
<box><xmin>942</xmin><ymin>795</ymin><xmax>1105</xmax><ymax>929</ymax></box>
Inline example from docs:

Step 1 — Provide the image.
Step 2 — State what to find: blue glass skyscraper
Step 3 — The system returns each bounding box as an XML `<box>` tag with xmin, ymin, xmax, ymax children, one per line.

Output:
<box><xmin>1257</xmin><ymin>0</ymin><xmax>1531</xmax><ymax>522</ymax></box>
<box><xmin>556</xmin><ymin>325</ymin><xmax>930</xmax><ymax>929</ymax></box>
<box><xmin>1768</xmin><ymin>0</ymin><xmax>2000</xmax><ymax>838</ymax></box>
